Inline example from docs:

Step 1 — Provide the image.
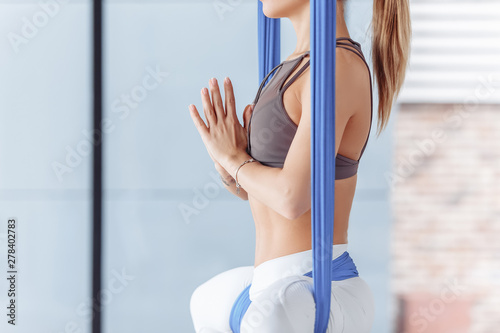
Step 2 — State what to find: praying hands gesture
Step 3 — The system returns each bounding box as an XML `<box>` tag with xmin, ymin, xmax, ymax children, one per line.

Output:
<box><xmin>188</xmin><ymin>77</ymin><xmax>254</xmax><ymax>181</ymax></box>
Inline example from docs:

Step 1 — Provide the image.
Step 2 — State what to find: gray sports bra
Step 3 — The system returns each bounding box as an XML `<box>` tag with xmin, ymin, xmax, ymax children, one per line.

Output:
<box><xmin>246</xmin><ymin>37</ymin><xmax>373</xmax><ymax>180</ymax></box>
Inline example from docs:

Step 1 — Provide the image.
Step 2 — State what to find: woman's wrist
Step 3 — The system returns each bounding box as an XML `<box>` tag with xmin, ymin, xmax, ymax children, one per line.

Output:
<box><xmin>224</xmin><ymin>151</ymin><xmax>253</xmax><ymax>179</ymax></box>
<box><xmin>220</xmin><ymin>174</ymin><xmax>235</xmax><ymax>186</ymax></box>
<box><xmin>214</xmin><ymin>163</ymin><xmax>235</xmax><ymax>186</ymax></box>
<box><xmin>215</xmin><ymin>163</ymin><xmax>232</xmax><ymax>178</ymax></box>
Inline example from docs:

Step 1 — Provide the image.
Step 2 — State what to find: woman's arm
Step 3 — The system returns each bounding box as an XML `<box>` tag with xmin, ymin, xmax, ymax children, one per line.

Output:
<box><xmin>216</xmin><ymin>163</ymin><xmax>249</xmax><ymax>200</ymax></box>
<box><xmin>223</xmin><ymin>58</ymin><xmax>360</xmax><ymax>219</ymax></box>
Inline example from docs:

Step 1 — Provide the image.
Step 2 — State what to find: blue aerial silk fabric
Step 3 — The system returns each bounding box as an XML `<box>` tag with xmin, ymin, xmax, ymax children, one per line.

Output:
<box><xmin>310</xmin><ymin>1</ymin><xmax>337</xmax><ymax>332</ymax></box>
<box><xmin>231</xmin><ymin>2</ymin><xmax>337</xmax><ymax>333</ymax></box>
<box><xmin>229</xmin><ymin>252</ymin><xmax>358</xmax><ymax>333</ymax></box>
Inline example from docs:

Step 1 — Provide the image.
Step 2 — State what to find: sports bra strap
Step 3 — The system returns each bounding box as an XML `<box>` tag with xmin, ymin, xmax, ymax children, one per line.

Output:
<box><xmin>251</xmin><ymin>63</ymin><xmax>283</xmax><ymax>105</ymax></box>
<box><xmin>279</xmin><ymin>54</ymin><xmax>311</xmax><ymax>93</ymax></box>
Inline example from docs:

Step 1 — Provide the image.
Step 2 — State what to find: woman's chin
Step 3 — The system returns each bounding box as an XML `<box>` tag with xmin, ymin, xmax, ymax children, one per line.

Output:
<box><xmin>261</xmin><ymin>3</ymin><xmax>283</xmax><ymax>19</ymax></box>
<box><xmin>262</xmin><ymin>9</ymin><xmax>281</xmax><ymax>19</ymax></box>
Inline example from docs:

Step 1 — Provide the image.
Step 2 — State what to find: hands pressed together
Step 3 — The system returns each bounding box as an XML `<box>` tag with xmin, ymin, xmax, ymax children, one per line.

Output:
<box><xmin>189</xmin><ymin>77</ymin><xmax>255</xmax><ymax>180</ymax></box>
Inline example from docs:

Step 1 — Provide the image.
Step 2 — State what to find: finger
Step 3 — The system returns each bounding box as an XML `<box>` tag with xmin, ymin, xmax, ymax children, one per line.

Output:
<box><xmin>209</xmin><ymin>77</ymin><xmax>226</xmax><ymax>120</ymax></box>
<box><xmin>243</xmin><ymin>104</ymin><xmax>254</xmax><ymax>130</ymax></box>
<box><xmin>201</xmin><ymin>87</ymin><xmax>216</xmax><ymax>127</ymax></box>
<box><xmin>189</xmin><ymin>104</ymin><xmax>209</xmax><ymax>138</ymax></box>
<box><xmin>224</xmin><ymin>77</ymin><xmax>237</xmax><ymax>121</ymax></box>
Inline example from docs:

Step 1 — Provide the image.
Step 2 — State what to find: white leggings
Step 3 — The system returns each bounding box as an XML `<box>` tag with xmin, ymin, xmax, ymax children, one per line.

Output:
<box><xmin>190</xmin><ymin>244</ymin><xmax>375</xmax><ymax>333</ymax></box>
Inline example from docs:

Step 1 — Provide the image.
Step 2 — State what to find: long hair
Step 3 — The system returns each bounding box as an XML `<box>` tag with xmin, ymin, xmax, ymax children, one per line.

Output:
<box><xmin>371</xmin><ymin>0</ymin><xmax>412</xmax><ymax>135</ymax></box>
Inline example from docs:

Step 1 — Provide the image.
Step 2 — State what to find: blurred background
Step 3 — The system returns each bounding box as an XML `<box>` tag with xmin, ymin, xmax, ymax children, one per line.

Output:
<box><xmin>0</xmin><ymin>0</ymin><xmax>499</xmax><ymax>332</ymax></box>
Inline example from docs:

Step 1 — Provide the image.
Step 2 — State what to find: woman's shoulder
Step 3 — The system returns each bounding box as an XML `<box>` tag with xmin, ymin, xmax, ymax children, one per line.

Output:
<box><xmin>336</xmin><ymin>47</ymin><xmax>371</xmax><ymax>112</ymax></box>
<box><xmin>293</xmin><ymin>48</ymin><xmax>370</xmax><ymax>127</ymax></box>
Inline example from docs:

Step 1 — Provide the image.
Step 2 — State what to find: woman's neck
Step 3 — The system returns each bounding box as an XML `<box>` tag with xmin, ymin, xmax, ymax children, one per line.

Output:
<box><xmin>289</xmin><ymin>3</ymin><xmax>350</xmax><ymax>55</ymax></box>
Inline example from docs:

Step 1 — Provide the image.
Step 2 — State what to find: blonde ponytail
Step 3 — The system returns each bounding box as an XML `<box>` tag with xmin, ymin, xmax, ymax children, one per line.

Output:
<box><xmin>371</xmin><ymin>0</ymin><xmax>412</xmax><ymax>135</ymax></box>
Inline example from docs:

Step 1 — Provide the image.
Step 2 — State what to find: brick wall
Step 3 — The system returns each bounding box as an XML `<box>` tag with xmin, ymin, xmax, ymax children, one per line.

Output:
<box><xmin>390</xmin><ymin>103</ymin><xmax>500</xmax><ymax>333</ymax></box>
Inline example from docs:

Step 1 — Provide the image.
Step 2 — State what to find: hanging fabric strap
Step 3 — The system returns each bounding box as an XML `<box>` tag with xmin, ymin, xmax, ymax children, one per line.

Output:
<box><xmin>229</xmin><ymin>251</ymin><xmax>358</xmax><ymax>333</ymax></box>
<box><xmin>310</xmin><ymin>1</ymin><xmax>337</xmax><ymax>332</ymax></box>
<box><xmin>252</xmin><ymin>1</ymin><xmax>337</xmax><ymax>332</ymax></box>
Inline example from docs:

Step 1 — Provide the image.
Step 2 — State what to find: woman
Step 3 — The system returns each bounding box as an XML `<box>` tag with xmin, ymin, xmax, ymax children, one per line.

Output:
<box><xmin>188</xmin><ymin>0</ymin><xmax>411</xmax><ymax>332</ymax></box>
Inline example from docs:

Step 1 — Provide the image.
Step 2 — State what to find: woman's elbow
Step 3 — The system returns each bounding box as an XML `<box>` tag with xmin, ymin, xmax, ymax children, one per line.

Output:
<box><xmin>282</xmin><ymin>188</ymin><xmax>309</xmax><ymax>220</ymax></box>
<box><xmin>283</xmin><ymin>203</ymin><xmax>309</xmax><ymax>220</ymax></box>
